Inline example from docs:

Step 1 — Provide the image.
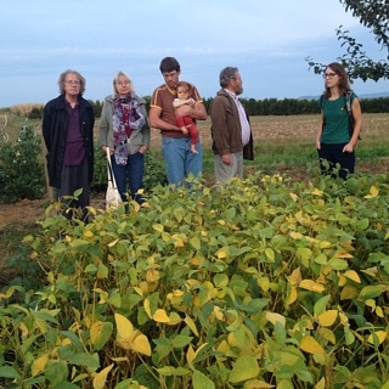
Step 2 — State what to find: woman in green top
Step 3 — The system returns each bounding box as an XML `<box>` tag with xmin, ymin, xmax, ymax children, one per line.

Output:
<box><xmin>316</xmin><ymin>62</ymin><xmax>362</xmax><ymax>179</ymax></box>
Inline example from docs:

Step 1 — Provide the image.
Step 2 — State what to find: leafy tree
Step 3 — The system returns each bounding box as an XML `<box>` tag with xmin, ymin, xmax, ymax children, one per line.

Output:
<box><xmin>307</xmin><ymin>0</ymin><xmax>389</xmax><ymax>81</ymax></box>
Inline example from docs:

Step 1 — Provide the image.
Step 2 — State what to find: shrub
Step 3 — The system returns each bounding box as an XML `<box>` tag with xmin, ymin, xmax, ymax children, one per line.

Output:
<box><xmin>0</xmin><ymin>125</ymin><xmax>46</xmax><ymax>203</ymax></box>
<box><xmin>1</xmin><ymin>173</ymin><xmax>389</xmax><ymax>388</ymax></box>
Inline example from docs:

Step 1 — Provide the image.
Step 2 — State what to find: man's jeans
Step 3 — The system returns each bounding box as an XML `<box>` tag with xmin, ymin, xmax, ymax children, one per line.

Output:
<box><xmin>112</xmin><ymin>152</ymin><xmax>145</xmax><ymax>203</ymax></box>
<box><xmin>162</xmin><ymin>137</ymin><xmax>203</xmax><ymax>186</ymax></box>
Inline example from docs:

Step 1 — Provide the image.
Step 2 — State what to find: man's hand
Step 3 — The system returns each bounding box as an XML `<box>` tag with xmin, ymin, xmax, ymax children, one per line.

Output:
<box><xmin>222</xmin><ymin>154</ymin><xmax>232</xmax><ymax>165</ymax></box>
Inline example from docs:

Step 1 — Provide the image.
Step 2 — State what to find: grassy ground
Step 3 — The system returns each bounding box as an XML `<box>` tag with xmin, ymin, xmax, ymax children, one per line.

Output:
<box><xmin>1</xmin><ymin>112</ymin><xmax>389</xmax><ymax>281</ymax></box>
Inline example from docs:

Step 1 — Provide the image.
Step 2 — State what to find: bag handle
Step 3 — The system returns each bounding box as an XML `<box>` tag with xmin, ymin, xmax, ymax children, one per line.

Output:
<box><xmin>106</xmin><ymin>147</ymin><xmax>119</xmax><ymax>189</ymax></box>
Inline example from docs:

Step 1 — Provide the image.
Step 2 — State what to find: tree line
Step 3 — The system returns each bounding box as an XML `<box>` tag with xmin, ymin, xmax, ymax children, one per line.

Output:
<box><xmin>27</xmin><ymin>96</ymin><xmax>389</xmax><ymax>119</ymax></box>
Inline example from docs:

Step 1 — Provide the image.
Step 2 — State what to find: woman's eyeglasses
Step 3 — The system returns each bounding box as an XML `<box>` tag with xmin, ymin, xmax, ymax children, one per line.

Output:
<box><xmin>323</xmin><ymin>73</ymin><xmax>339</xmax><ymax>79</ymax></box>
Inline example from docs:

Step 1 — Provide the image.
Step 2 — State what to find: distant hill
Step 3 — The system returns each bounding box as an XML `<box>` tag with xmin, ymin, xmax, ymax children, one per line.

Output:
<box><xmin>299</xmin><ymin>92</ymin><xmax>389</xmax><ymax>100</ymax></box>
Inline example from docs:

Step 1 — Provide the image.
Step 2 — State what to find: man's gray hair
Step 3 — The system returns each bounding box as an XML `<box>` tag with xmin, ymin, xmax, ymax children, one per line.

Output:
<box><xmin>58</xmin><ymin>69</ymin><xmax>86</xmax><ymax>96</ymax></box>
<box><xmin>219</xmin><ymin>67</ymin><xmax>239</xmax><ymax>88</ymax></box>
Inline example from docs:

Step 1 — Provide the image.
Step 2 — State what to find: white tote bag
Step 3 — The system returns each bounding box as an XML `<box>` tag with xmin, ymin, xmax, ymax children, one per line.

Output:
<box><xmin>106</xmin><ymin>148</ymin><xmax>122</xmax><ymax>210</ymax></box>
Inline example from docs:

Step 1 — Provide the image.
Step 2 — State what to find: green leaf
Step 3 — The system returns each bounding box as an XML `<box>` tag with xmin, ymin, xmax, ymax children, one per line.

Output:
<box><xmin>328</xmin><ymin>258</ymin><xmax>348</xmax><ymax>270</ymax></box>
<box><xmin>189</xmin><ymin>236</ymin><xmax>201</xmax><ymax>250</ymax></box>
<box><xmin>171</xmin><ymin>335</ymin><xmax>193</xmax><ymax>349</ymax></box>
<box><xmin>68</xmin><ymin>353</ymin><xmax>100</xmax><ymax>368</ymax></box>
<box><xmin>90</xmin><ymin>321</ymin><xmax>114</xmax><ymax>351</ymax></box>
<box><xmin>359</xmin><ymin>285</ymin><xmax>387</xmax><ymax>300</ymax></box>
<box><xmin>314</xmin><ymin>295</ymin><xmax>331</xmax><ymax>317</ymax></box>
<box><xmin>45</xmin><ymin>361</ymin><xmax>68</xmax><ymax>386</ymax></box>
<box><xmin>193</xmin><ymin>369</ymin><xmax>215</xmax><ymax>389</ymax></box>
<box><xmin>0</xmin><ymin>366</ymin><xmax>22</xmax><ymax>379</ymax></box>
<box><xmin>56</xmin><ymin>383</ymin><xmax>82</xmax><ymax>389</ymax></box>
<box><xmin>229</xmin><ymin>355</ymin><xmax>260</xmax><ymax>383</ymax></box>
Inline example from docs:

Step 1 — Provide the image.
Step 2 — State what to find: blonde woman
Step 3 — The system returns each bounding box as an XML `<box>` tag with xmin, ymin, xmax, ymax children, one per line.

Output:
<box><xmin>99</xmin><ymin>72</ymin><xmax>150</xmax><ymax>204</ymax></box>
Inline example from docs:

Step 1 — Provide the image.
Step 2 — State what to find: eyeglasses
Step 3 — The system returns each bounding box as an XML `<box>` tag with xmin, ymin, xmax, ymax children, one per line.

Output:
<box><xmin>323</xmin><ymin>73</ymin><xmax>339</xmax><ymax>79</ymax></box>
<box><xmin>65</xmin><ymin>80</ymin><xmax>80</xmax><ymax>86</ymax></box>
<box><xmin>116</xmin><ymin>81</ymin><xmax>130</xmax><ymax>86</ymax></box>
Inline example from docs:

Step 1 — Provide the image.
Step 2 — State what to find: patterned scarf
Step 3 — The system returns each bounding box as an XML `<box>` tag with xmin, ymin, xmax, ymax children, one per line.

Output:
<box><xmin>113</xmin><ymin>96</ymin><xmax>146</xmax><ymax>165</ymax></box>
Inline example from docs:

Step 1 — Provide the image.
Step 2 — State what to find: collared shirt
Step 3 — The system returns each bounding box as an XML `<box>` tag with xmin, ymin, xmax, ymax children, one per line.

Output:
<box><xmin>225</xmin><ymin>89</ymin><xmax>251</xmax><ymax>146</ymax></box>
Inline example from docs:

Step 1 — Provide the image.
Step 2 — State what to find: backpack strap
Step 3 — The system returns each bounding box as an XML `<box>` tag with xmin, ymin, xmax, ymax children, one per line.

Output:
<box><xmin>320</xmin><ymin>94</ymin><xmax>326</xmax><ymax>130</ymax></box>
<box><xmin>320</xmin><ymin>94</ymin><xmax>326</xmax><ymax>111</ymax></box>
<box><xmin>345</xmin><ymin>91</ymin><xmax>361</xmax><ymax>140</ymax></box>
<box><xmin>345</xmin><ymin>91</ymin><xmax>353</xmax><ymax>117</ymax></box>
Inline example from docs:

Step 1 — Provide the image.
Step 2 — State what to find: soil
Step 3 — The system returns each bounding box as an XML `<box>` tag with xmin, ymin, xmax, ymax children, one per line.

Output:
<box><xmin>0</xmin><ymin>198</ymin><xmax>48</xmax><ymax>229</ymax></box>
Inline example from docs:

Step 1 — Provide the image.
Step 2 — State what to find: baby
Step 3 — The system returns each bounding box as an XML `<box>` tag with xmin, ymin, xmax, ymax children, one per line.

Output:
<box><xmin>173</xmin><ymin>81</ymin><xmax>199</xmax><ymax>154</ymax></box>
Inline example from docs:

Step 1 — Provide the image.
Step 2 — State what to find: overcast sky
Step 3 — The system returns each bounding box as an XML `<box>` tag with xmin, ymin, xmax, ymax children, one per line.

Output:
<box><xmin>0</xmin><ymin>0</ymin><xmax>387</xmax><ymax>107</ymax></box>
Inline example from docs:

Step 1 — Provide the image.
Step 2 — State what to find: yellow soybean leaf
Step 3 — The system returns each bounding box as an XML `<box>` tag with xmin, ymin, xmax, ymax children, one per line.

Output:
<box><xmin>299</xmin><ymin>280</ymin><xmax>325</xmax><ymax>294</ymax></box>
<box><xmin>319</xmin><ymin>241</ymin><xmax>332</xmax><ymax>249</ymax></box>
<box><xmin>364</xmin><ymin>186</ymin><xmax>379</xmax><ymax>199</ymax></box>
<box><xmin>343</xmin><ymin>270</ymin><xmax>361</xmax><ymax>283</ymax></box>
<box><xmin>31</xmin><ymin>354</ymin><xmax>49</xmax><ymax>377</ymax></box>
<box><xmin>213</xmin><ymin>306</ymin><xmax>225</xmax><ymax>321</ymax></box>
<box><xmin>152</xmin><ymin>224</ymin><xmax>164</xmax><ymax>232</ymax></box>
<box><xmin>146</xmin><ymin>269</ymin><xmax>160</xmax><ymax>283</ymax></box>
<box><xmin>339</xmin><ymin>312</ymin><xmax>349</xmax><ymax>325</ymax></box>
<box><xmin>367</xmin><ymin>331</ymin><xmax>387</xmax><ymax>345</ymax></box>
<box><xmin>314</xmin><ymin>377</ymin><xmax>326</xmax><ymax>389</ymax></box>
<box><xmin>107</xmin><ymin>238</ymin><xmax>119</xmax><ymax>247</ymax></box>
<box><xmin>19</xmin><ymin>322</ymin><xmax>29</xmax><ymax>338</ymax></box>
<box><xmin>375</xmin><ymin>306</ymin><xmax>384</xmax><ymax>318</ymax></box>
<box><xmin>161</xmin><ymin>232</ymin><xmax>171</xmax><ymax>242</ymax></box>
<box><xmin>172</xmin><ymin>234</ymin><xmax>184</xmax><ymax>248</ymax></box>
<box><xmin>312</xmin><ymin>189</ymin><xmax>324</xmax><ymax>196</ymax></box>
<box><xmin>186</xmin><ymin>345</ymin><xmax>196</xmax><ymax>363</ymax></box>
<box><xmin>340</xmin><ymin>285</ymin><xmax>359</xmax><ymax>300</ymax></box>
<box><xmin>290</xmin><ymin>231</ymin><xmax>303</xmax><ymax>240</ymax></box>
<box><xmin>365</xmin><ymin>299</ymin><xmax>376</xmax><ymax>308</ymax></box>
<box><xmin>258</xmin><ymin>277</ymin><xmax>270</xmax><ymax>292</ymax></box>
<box><xmin>144</xmin><ymin>298</ymin><xmax>152</xmax><ymax>319</ymax></box>
<box><xmin>335</xmin><ymin>253</ymin><xmax>353</xmax><ymax>259</ymax></box>
<box><xmin>288</xmin><ymin>267</ymin><xmax>302</xmax><ymax>286</ymax></box>
<box><xmin>217</xmin><ymin>340</ymin><xmax>230</xmax><ymax>353</ymax></box>
<box><xmin>0</xmin><ymin>287</ymin><xmax>15</xmax><ymax>300</ymax></box>
<box><xmin>217</xmin><ymin>249</ymin><xmax>228</xmax><ymax>259</ymax></box>
<box><xmin>93</xmin><ymin>364</ymin><xmax>114</xmax><ymax>389</ymax></box>
<box><xmin>286</xmin><ymin>286</ymin><xmax>298</xmax><ymax>305</ymax></box>
<box><xmin>244</xmin><ymin>379</ymin><xmax>275</xmax><ymax>388</ymax></box>
<box><xmin>338</xmin><ymin>275</ymin><xmax>347</xmax><ymax>287</ymax></box>
<box><xmin>114</xmin><ymin>313</ymin><xmax>134</xmax><ymax>340</ymax></box>
<box><xmin>318</xmin><ymin>328</ymin><xmax>336</xmax><ymax>345</ymax></box>
<box><xmin>317</xmin><ymin>310</ymin><xmax>338</xmax><ymax>327</ymax></box>
<box><xmin>184</xmin><ymin>315</ymin><xmax>199</xmax><ymax>336</ymax></box>
<box><xmin>300</xmin><ymin>336</ymin><xmax>325</xmax><ymax>355</ymax></box>
<box><xmin>289</xmin><ymin>193</ymin><xmax>299</xmax><ymax>203</ymax></box>
<box><xmin>132</xmin><ymin>334</ymin><xmax>152</xmax><ymax>356</ymax></box>
<box><xmin>111</xmin><ymin>357</ymin><xmax>129</xmax><ymax>362</ymax></box>
<box><xmin>265</xmin><ymin>248</ymin><xmax>275</xmax><ymax>262</ymax></box>
<box><xmin>153</xmin><ymin>309</ymin><xmax>170</xmax><ymax>323</ymax></box>
<box><xmin>84</xmin><ymin>230</ymin><xmax>94</xmax><ymax>238</ymax></box>
<box><xmin>265</xmin><ymin>312</ymin><xmax>286</xmax><ymax>327</ymax></box>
